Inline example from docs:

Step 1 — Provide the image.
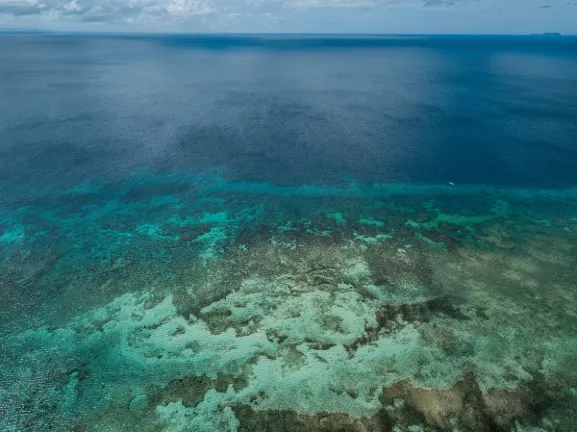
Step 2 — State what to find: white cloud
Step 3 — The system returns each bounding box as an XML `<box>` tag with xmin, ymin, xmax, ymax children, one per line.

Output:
<box><xmin>284</xmin><ymin>0</ymin><xmax>431</xmax><ymax>8</ymax></box>
<box><xmin>0</xmin><ymin>0</ymin><xmax>215</xmax><ymax>23</ymax></box>
<box><xmin>287</xmin><ymin>0</ymin><xmax>377</xmax><ymax>8</ymax></box>
<box><xmin>0</xmin><ymin>0</ymin><xmax>573</xmax><ymax>30</ymax></box>
<box><xmin>0</xmin><ymin>0</ymin><xmax>457</xmax><ymax>23</ymax></box>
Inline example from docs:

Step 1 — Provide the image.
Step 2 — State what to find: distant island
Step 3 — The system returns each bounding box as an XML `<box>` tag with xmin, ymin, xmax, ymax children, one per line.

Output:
<box><xmin>530</xmin><ymin>32</ymin><xmax>562</xmax><ymax>36</ymax></box>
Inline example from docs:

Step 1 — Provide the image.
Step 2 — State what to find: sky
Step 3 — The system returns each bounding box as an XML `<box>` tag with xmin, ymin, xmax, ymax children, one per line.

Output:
<box><xmin>0</xmin><ymin>0</ymin><xmax>575</xmax><ymax>34</ymax></box>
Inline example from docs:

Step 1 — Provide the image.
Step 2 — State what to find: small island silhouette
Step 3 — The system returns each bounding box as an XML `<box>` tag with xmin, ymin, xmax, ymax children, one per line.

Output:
<box><xmin>530</xmin><ymin>32</ymin><xmax>562</xmax><ymax>36</ymax></box>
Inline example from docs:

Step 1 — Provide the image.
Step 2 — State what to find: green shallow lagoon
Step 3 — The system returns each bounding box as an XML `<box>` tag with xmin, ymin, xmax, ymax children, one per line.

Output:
<box><xmin>1</xmin><ymin>174</ymin><xmax>576</xmax><ymax>432</ymax></box>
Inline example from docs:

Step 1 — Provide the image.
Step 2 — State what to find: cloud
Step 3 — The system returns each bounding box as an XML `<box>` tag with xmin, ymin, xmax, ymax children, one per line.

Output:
<box><xmin>423</xmin><ymin>0</ymin><xmax>458</xmax><ymax>6</ymax></box>
<box><xmin>281</xmin><ymin>0</ymin><xmax>432</xmax><ymax>9</ymax></box>
<box><xmin>286</xmin><ymin>0</ymin><xmax>378</xmax><ymax>8</ymax></box>
<box><xmin>0</xmin><ymin>0</ymin><xmax>215</xmax><ymax>23</ymax></box>
<box><xmin>0</xmin><ymin>0</ymin><xmax>44</xmax><ymax>15</ymax></box>
<box><xmin>0</xmin><ymin>0</ymin><xmax>462</xmax><ymax>23</ymax></box>
<box><xmin>0</xmin><ymin>0</ymin><xmax>572</xmax><ymax>29</ymax></box>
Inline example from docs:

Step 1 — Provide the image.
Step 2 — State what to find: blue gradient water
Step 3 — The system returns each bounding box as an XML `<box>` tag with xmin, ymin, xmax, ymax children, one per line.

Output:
<box><xmin>1</xmin><ymin>34</ymin><xmax>577</xmax><ymax>193</ymax></box>
<box><xmin>1</xmin><ymin>34</ymin><xmax>576</xmax><ymax>432</ymax></box>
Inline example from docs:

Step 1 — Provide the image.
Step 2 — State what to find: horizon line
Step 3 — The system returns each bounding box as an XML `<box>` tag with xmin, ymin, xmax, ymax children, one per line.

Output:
<box><xmin>0</xmin><ymin>29</ymin><xmax>574</xmax><ymax>37</ymax></box>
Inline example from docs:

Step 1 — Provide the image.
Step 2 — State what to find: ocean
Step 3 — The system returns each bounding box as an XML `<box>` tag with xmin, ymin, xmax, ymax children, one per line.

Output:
<box><xmin>0</xmin><ymin>34</ymin><xmax>576</xmax><ymax>431</ymax></box>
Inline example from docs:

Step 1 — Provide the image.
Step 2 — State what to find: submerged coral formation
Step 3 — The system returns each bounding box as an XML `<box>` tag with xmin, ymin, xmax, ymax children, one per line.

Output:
<box><xmin>1</xmin><ymin>175</ymin><xmax>576</xmax><ymax>431</ymax></box>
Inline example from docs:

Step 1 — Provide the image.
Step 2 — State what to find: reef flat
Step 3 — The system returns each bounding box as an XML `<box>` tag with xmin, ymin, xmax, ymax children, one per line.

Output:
<box><xmin>1</xmin><ymin>174</ymin><xmax>576</xmax><ymax>432</ymax></box>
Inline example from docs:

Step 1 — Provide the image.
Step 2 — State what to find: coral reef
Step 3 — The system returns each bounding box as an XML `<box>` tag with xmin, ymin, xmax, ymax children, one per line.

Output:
<box><xmin>1</xmin><ymin>175</ymin><xmax>576</xmax><ymax>431</ymax></box>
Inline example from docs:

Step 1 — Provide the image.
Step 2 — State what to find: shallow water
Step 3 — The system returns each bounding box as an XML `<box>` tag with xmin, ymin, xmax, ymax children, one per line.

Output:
<box><xmin>0</xmin><ymin>34</ymin><xmax>576</xmax><ymax>432</ymax></box>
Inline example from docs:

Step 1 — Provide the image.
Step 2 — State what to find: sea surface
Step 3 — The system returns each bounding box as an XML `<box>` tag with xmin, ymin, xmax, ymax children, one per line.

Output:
<box><xmin>0</xmin><ymin>34</ymin><xmax>576</xmax><ymax>432</ymax></box>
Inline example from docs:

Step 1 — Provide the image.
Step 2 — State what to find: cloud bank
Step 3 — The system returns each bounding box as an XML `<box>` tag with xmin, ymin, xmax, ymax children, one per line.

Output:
<box><xmin>0</xmin><ymin>0</ymin><xmax>214</xmax><ymax>23</ymax></box>
<box><xmin>0</xmin><ymin>0</ymin><xmax>573</xmax><ymax>32</ymax></box>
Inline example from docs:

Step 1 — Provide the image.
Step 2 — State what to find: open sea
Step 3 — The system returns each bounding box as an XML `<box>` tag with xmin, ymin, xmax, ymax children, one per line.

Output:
<box><xmin>0</xmin><ymin>34</ymin><xmax>576</xmax><ymax>431</ymax></box>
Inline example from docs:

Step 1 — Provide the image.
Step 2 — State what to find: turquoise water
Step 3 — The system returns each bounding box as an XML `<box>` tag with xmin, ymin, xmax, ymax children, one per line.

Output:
<box><xmin>1</xmin><ymin>34</ymin><xmax>577</xmax><ymax>432</ymax></box>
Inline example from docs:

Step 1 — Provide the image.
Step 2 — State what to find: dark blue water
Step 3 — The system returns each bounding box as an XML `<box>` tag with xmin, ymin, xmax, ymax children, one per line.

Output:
<box><xmin>1</xmin><ymin>34</ymin><xmax>576</xmax><ymax>192</ymax></box>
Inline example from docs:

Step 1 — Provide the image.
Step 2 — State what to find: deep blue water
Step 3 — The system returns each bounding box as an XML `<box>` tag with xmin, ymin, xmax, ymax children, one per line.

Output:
<box><xmin>1</xmin><ymin>34</ymin><xmax>576</xmax><ymax>193</ymax></box>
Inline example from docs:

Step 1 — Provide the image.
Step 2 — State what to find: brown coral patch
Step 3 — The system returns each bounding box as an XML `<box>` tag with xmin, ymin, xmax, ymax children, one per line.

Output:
<box><xmin>234</xmin><ymin>406</ymin><xmax>391</xmax><ymax>432</ymax></box>
<box><xmin>380</xmin><ymin>373</ymin><xmax>495</xmax><ymax>431</ymax></box>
